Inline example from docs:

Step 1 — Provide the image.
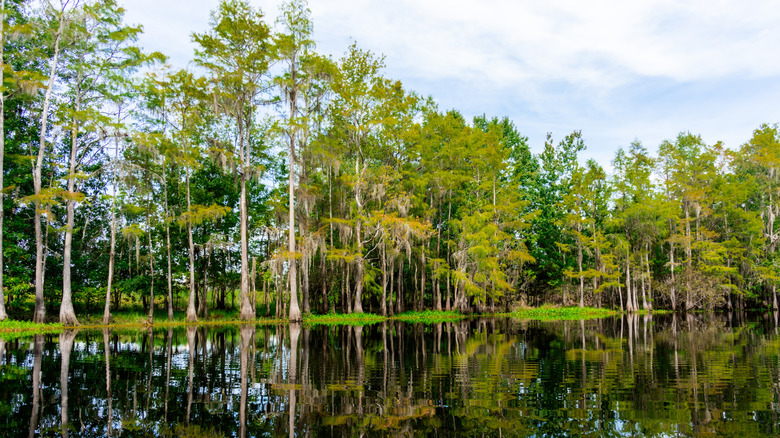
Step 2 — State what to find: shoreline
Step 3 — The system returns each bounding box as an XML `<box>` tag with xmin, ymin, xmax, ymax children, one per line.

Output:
<box><xmin>0</xmin><ymin>306</ymin><xmax>637</xmax><ymax>337</ymax></box>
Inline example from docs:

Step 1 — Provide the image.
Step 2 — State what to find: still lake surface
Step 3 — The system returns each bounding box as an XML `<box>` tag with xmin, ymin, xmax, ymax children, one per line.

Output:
<box><xmin>2</xmin><ymin>313</ymin><xmax>780</xmax><ymax>437</ymax></box>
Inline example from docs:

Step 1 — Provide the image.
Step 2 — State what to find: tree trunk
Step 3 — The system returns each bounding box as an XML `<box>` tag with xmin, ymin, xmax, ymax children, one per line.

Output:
<box><xmin>199</xmin><ymin>250</ymin><xmax>209</xmax><ymax>318</ymax></box>
<box><xmin>380</xmin><ymin>244</ymin><xmax>387</xmax><ymax>316</ymax></box>
<box><xmin>164</xmin><ymin>164</ymin><xmax>173</xmax><ymax>320</ymax></box>
<box><xmin>354</xmin><ymin>219</ymin><xmax>364</xmax><ymax>313</ymax></box>
<box><xmin>320</xmin><ymin>257</ymin><xmax>326</xmax><ymax>314</ymax></box>
<box><xmin>302</xmin><ymin>250</ymin><xmax>310</xmax><ymax>314</ymax></box>
<box><xmin>288</xmin><ymin>150</ymin><xmax>301</xmax><ymax>321</ymax></box>
<box><xmin>186</xmin><ymin>167</ymin><xmax>197</xmax><ymax>322</ymax></box>
<box><xmin>0</xmin><ymin>0</ymin><xmax>6</xmax><ymax>321</ymax></box>
<box><xmin>446</xmin><ymin>268</ymin><xmax>451</xmax><ymax>311</ymax></box>
<box><xmin>287</xmin><ymin>144</ymin><xmax>301</xmax><ymax>320</ymax></box>
<box><xmin>388</xmin><ymin>256</ymin><xmax>394</xmax><ymax>316</ymax></box>
<box><xmin>577</xmin><ymin>232</ymin><xmax>584</xmax><ymax>308</ymax></box>
<box><xmin>104</xmin><ymin>127</ymin><xmax>120</xmax><ymax>325</ymax></box>
<box><xmin>436</xmin><ymin>276</ymin><xmax>442</xmax><ymax>311</ymax></box>
<box><xmin>396</xmin><ymin>259</ymin><xmax>403</xmax><ymax>314</ymax></box>
<box><xmin>643</xmin><ymin>250</ymin><xmax>651</xmax><ymax>311</ymax></box>
<box><xmin>670</xmin><ymin>242</ymin><xmax>677</xmax><ymax>311</ymax></box>
<box><xmin>239</xmin><ymin>174</ymin><xmax>254</xmax><ymax>320</ymax></box>
<box><xmin>420</xmin><ymin>247</ymin><xmax>426</xmax><ymax>311</ymax></box>
<box><xmin>60</xmin><ymin>96</ymin><xmax>81</xmax><ymax>326</ymax></box>
<box><xmin>146</xmin><ymin>196</ymin><xmax>154</xmax><ymax>325</ymax></box>
<box><xmin>626</xmin><ymin>253</ymin><xmax>633</xmax><ymax>312</ymax></box>
<box><xmin>251</xmin><ymin>257</ymin><xmax>257</xmax><ymax>309</ymax></box>
<box><xmin>238</xmin><ymin>109</ymin><xmax>254</xmax><ymax>320</ymax></box>
<box><xmin>32</xmin><ymin>4</ymin><xmax>67</xmax><ymax>323</ymax></box>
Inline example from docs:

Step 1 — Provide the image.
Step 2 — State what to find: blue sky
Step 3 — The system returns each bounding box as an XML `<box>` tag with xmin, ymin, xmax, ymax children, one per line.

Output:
<box><xmin>123</xmin><ymin>0</ymin><xmax>780</xmax><ymax>168</ymax></box>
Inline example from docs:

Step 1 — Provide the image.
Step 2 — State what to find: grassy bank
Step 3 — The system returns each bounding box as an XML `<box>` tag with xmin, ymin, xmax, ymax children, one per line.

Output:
<box><xmin>305</xmin><ymin>312</ymin><xmax>387</xmax><ymax>326</ymax></box>
<box><xmin>502</xmin><ymin>305</ymin><xmax>620</xmax><ymax>321</ymax></box>
<box><xmin>0</xmin><ymin>306</ymin><xmax>628</xmax><ymax>336</ymax></box>
<box><xmin>393</xmin><ymin>310</ymin><xmax>465</xmax><ymax>323</ymax></box>
<box><xmin>0</xmin><ymin>320</ymin><xmax>65</xmax><ymax>339</ymax></box>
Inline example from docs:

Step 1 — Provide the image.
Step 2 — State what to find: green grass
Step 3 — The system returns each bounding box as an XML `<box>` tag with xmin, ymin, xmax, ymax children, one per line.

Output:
<box><xmin>304</xmin><ymin>312</ymin><xmax>386</xmax><ymax>326</ymax></box>
<box><xmin>0</xmin><ymin>319</ymin><xmax>65</xmax><ymax>339</ymax></box>
<box><xmin>501</xmin><ymin>305</ymin><xmax>620</xmax><ymax>321</ymax></box>
<box><xmin>392</xmin><ymin>310</ymin><xmax>465</xmax><ymax>323</ymax></box>
<box><xmin>0</xmin><ymin>305</ymin><xmax>630</xmax><ymax>336</ymax></box>
<box><xmin>0</xmin><ymin>309</ymin><xmax>286</xmax><ymax>338</ymax></box>
<box><xmin>633</xmin><ymin>308</ymin><xmax>672</xmax><ymax>316</ymax></box>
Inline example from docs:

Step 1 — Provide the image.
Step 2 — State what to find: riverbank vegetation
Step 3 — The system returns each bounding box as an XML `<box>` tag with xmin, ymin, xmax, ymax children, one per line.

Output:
<box><xmin>0</xmin><ymin>307</ymin><xmax>619</xmax><ymax>336</ymax></box>
<box><xmin>2</xmin><ymin>0</ymin><xmax>780</xmax><ymax>325</ymax></box>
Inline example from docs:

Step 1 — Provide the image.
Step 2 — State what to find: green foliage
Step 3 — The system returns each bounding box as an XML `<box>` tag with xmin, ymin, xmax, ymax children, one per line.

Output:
<box><xmin>2</xmin><ymin>0</ymin><xmax>779</xmax><ymax>326</ymax></box>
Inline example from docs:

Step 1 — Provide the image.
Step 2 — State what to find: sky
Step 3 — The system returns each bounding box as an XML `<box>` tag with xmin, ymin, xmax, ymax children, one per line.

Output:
<box><xmin>123</xmin><ymin>0</ymin><xmax>780</xmax><ymax>168</ymax></box>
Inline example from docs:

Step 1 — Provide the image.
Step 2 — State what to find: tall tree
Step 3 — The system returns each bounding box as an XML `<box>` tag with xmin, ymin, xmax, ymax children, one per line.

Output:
<box><xmin>160</xmin><ymin>69</ymin><xmax>229</xmax><ymax>322</ymax></box>
<box><xmin>328</xmin><ymin>43</ymin><xmax>387</xmax><ymax>313</ymax></box>
<box><xmin>103</xmin><ymin>105</ymin><xmax>124</xmax><ymax>324</ymax></box>
<box><xmin>530</xmin><ymin>131</ymin><xmax>585</xmax><ymax>304</ymax></box>
<box><xmin>658</xmin><ymin>133</ymin><xmax>718</xmax><ymax>309</ymax></box>
<box><xmin>612</xmin><ymin>141</ymin><xmax>657</xmax><ymax>311</ymax></box>
<box><xmin>274</xmin><ymin>0</ymin><xmax>315</xmax><ymax>322</ymax></box>
<box><xmin>0</xmin><ymin>0</ymin><xmax>6</xmax><ymax>321</ymax></box>
<box><xmin>193</xmin><ymin>0</ymin><xmax>272</xmax><ymax>320</ymax></box>
<box><xmin>30</xmin><ymin>0</ymin><xmax>73</xmax><ymax>322</ymax></box>
<box><xmin>58</xmin><ymin>0</ymin><xmax>150</xmax><ymax>325</ymax></box>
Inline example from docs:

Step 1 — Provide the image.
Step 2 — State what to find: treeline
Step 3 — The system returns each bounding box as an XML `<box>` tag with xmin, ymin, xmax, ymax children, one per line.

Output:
<box><xmin>2</xmin><ymin>0</ymin><xmax>779</xmax><ymax>324</ymax></box>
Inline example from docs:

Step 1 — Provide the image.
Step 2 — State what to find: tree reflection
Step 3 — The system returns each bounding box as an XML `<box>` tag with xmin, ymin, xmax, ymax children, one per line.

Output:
<box><xmin>164</xmin><ymin>327</ymin><xmax>172</xmax><ymax>424</ymax></box>
<box><xmin>102</xmin><ymin>329</ymin><xmax>113</xmax><ymax>437</ymax></box>
<box><xmin>288</xmin><ymin>323</ymin><xmax>300</xmax><ymax>438</ymax></box>
<box><xmin>186</xmin><ymin>325</ymin><xmax>196</xmax><ymax>426</ymax></box>
<box><xmin>59</xmin><ymin>330</ymin><xmax>77</xmax><ymax>438</ymax></box>
<box><xmin>28</xmin><ymin>335</ymin><xmax>42</xmax><ymax>438</ymax></box>
<box><xmin>239</xmin><ymin>325</ymin><xmax>254</xmax><ymax>438</ymax></box>
<box><xmin>5</xmin><ymin>315</ymin><xmax>780</xmax><ymax>436</ymax></box>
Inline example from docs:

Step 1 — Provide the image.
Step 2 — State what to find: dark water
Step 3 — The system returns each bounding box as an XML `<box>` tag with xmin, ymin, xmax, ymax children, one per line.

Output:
<box><xmin>2</xmin><ymin>313</ymin><xmax>780</xmax><ymax>437</ymax></box>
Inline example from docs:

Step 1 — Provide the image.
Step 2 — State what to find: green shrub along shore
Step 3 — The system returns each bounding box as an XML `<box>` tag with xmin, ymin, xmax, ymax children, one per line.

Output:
<box><xmin>0</xmin><ymin>306</ymin><xmax>628</xmax><ymax>336</ymax></box>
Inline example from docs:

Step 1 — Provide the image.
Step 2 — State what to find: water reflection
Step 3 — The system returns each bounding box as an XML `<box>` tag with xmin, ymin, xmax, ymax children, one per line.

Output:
<box><xmin>59</xmin><ymin>330</ymin><xmax>77</xmax><ymax>438</ymax></box>
<box><xmin>103</xmin><ymin>329</ymin><xmax>112</xmax><ymax>437</ymax></box>
<box><xmin>2</xmin><ymin>314</ymin><xmax>780</xmax><ymax>436</ymax></box>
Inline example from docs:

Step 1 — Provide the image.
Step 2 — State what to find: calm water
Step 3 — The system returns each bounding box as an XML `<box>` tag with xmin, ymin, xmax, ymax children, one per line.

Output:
<box><xmin>2</xmin><ymin>313</ymin><xmax>780</xmax><ymax>437</ymax></box>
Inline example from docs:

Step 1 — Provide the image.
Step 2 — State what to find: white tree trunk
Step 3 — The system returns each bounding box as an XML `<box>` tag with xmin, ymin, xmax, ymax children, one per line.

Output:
<box><xmin>33</xmin><ymin>4</ymin><xmax>68</xmax><ymax>322</ymax></box>
<box><xmin>60</xmin><ymin>97</ymin><xmax>81</xmax><ymax>326</ymax></box>
<box><xmin>238</xmin><ymin>116</ymin><xmax>254</xmax><ymax>320</ymax></box>
<box><xmin>0</xmin><ymin>0</ymin><xmax>7</xmax><ymax>321</ymax></box>
<box><xmin>103</xmin><ymin>130</ymin><xmax>120</xmax><ymax>324</ymax></box>
<box><xmin>186</xmin><ymin>167</ymin><xmax>197</xmax><ymax>322</ymax></box>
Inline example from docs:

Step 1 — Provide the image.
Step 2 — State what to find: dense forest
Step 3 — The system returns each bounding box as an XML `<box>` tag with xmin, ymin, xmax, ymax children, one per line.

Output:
<box><xmin>2</xmin><ymin>0</ymin><xmax>780</xmax><ymax>324</ymax></box>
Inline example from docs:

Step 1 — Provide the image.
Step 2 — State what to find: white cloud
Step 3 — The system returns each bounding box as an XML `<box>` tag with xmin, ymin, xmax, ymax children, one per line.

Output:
<box><xmin>122</xmin><ymin>0</ymin><xmax>780</xmax><ymax>165</ymax></box>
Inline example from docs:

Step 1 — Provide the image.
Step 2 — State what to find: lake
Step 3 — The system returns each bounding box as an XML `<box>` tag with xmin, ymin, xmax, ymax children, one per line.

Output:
<box><xmin>2</xmin><ymin>313</ymin><xmax>780</xmax><ymax>437</ymax></box>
